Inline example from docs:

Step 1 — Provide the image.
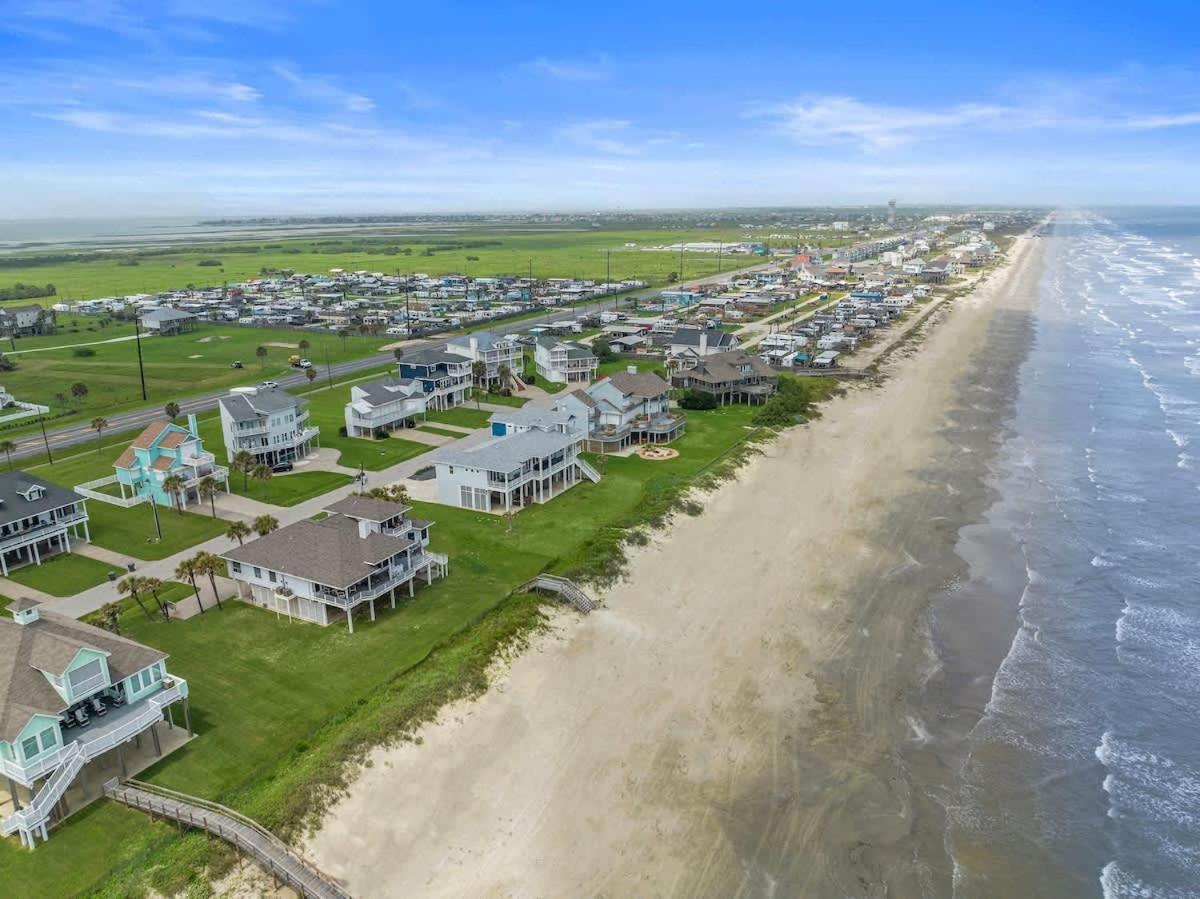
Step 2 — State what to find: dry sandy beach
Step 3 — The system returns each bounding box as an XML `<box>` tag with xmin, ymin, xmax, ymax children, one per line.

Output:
<box><xmin>305</xmin><ymin>235</ymin><xmax>1045</xmax><ymax>898</ymax></box>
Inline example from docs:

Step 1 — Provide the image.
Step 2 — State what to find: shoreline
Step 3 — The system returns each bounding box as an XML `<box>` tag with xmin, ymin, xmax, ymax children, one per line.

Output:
<box><xmin>303</xmin><ymin>235</ymin><xmax>1046</xmax><ymax>897</ymax></box>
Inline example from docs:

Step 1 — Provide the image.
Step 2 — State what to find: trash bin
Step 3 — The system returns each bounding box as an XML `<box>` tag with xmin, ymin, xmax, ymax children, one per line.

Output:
<box><xmin>126</xmin><ymin>562</ymin><xmax>136</xmax><ymax>572</ymax></box>
<box><xmin>107</xmin><ymin>571</ymin><xmax>117</xmax><ymax>582</ymax></box>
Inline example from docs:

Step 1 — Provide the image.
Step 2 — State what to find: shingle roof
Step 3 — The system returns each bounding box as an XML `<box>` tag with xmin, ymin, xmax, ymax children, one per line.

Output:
<box><xmin>139</xmin><ymin>308</ymin><xmax>195</xmax><ymax>322</ymax></box>
<box><xmin>401</xmin><ymin>347</ymin><xmax>467</xmax><ymax>368</ymax></box>
<box><xmin>219</xmin><ymin>390</ymin><xmax>303</xmax><ymax>422</ymax></box>
<box><xmin>0</xmin><ymin>472</ymin><xmax>82</xmax><ymax>528</ymax></box>
<box><xmin>669</xmin><ymin>328</ymin><xmax>737</xmax><ymax>348</ymax></box>
<box><xmin>323</xmin><ymin>495</ymin><xmax>411</xmax><ymax>522</ymax></box>
<box><xmin>673</xmin><ymin>350</ymin><xmax>776</xmax><ymax>385</ymax></box>
<box><xmin>222</xmin><ymin>515</ymin><xmax>413</xmax><ymax>589</ymax></box>
<box><xmin>354</xmin><ymin>376</ymin><xmax>422</xmax><ymax>406</ymax></box>
<box><xmin>0</xmin><ymin>608</ymin><xmax>167</xmax><ymax>741</ymax></box>
<box><xmin>602</xmin><ymin>371</ymin><xmax>671</xmax><ymax>398</ymax></box>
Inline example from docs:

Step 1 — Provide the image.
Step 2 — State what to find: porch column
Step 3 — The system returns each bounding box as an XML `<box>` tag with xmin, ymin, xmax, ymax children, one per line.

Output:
<box><xmin>116</xmin><ymin>744</ymin><xmax>128</xmax><ymax>778</ymax></box>
<box><xmin>7</xmin><ymin>776</ymin><xmax>21</xmax><ymax>810</ymax></box>
<box><xmin>369</xmin><ymin>598</ymin><xmax>375</xmax><ymax>622</ymax></box>
<box><xmin>389</xmin><ymin>586</ymin><xmax>396</xmax><ymax>609</ymax></box>
<box><xmin>150</xmin><ymin>722</ymin><xmax>162</xmax><ymax>757</ymax></box>
<box><xmin>31</xmin><ymin>541</ymin><xmax>40</xmax><ymax>565</ymax></box>
<box><xmin>408</xmin><ymin>578</ymin><xmax>414</xmax><ymax>598</ymax></box>
<box><xmin>346</xmin><ymin>606</ymin><xmax>354</xmax><ymax>634</ymax></box>
<box><xmin>183</xmin><ymin>698</ymin><xmax>193</xmax><ymax>737</ymax></box>
<box><xmin>1</xmin><ymin>551</ymin><xmax>8</xmax><ymax>576</ymax></box>
<box><xmin>84</xmin><ymin>520</ymin><xmax>91</xmax><ymax>542</ymax></box>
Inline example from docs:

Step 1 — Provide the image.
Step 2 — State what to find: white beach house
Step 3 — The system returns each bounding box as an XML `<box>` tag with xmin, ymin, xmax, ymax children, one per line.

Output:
<box><xmin>343</xmin><ymin>376</ymin><xmax>428</xmax><ymax>438</ymax></box>
<box><xmin>218</xmin><ymin>386</ymin><xmax>319</xmax><ymax>467</ymax></box>
<box><xmin>0</xmin><ymin>473</ymin><xmax>90</xmax><ymax>577</ymax></box>
<box><xmin>533</xmin><ymin>336</ymin><xmax>598</xmax><ymax>385</ymax></box>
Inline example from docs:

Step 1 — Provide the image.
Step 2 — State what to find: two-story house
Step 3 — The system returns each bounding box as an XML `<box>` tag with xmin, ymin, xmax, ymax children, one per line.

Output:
<box><xmin>667</xmin><ymin>328</ymin><xmax>739</xmax><ymax>369</ymax></box>
<box><xmin>397</xmin><ymin>348</ymin><xmax>473</xmax><ymax>410</ymax></box>
<box><xmin>138</xmin><ymin>308</ymin><xmax>197</xmax><ymax>335</ymax></box>
<box><xmin>0</xmin><ymin>305</ymin><xmax>53</xmax><ymax>338</ymax></box>
<box><xmin>343</xmin><ymin>376</ymin><xmax>428</xmax><ymax>438</ymax></box>
<box><xmin>670</xmin><ymin>350</ymin><xmax>778</xmax><ymax>404</ymax></box>
<box><xmin>432</xmin><ymin>420</ymin><xmax>599</xmax><ymax>514</ymax></box>
<box><xmin>218</xmin><ymin>386</ymin><xmax>319</xmax><ymax>467</ymax></box>
<box><xmin>445</xmin><ymin>333</ymin><xmax>522</xmax><ymax>386</ymax></box>
<box><xmin>222</xmin><ymin>496</ymin><xmax>448</xmax><ymax>632</ymax></box>
<box><xmin>111</xmin><ymin>415</ymin><xmax>228</xmax><ymax>508</ymax></box>
<box><xmin>0</xmin><ymin>598</ymin><xmax>190</xmax><ymax>848</ymax></box>
<box><xmin>557</xmin><ymin>368</ymin><xmax>686</xmax><ymax>452</ymax></box>
<box><xmin>533</xmin><ymin>336</ymin><xmax>598</xmax><ymax>385</ymax></box>
<box><xmin>0</xmin><ymin>473</ymin><xmax>90</xmax><ymax>578</ymax></box>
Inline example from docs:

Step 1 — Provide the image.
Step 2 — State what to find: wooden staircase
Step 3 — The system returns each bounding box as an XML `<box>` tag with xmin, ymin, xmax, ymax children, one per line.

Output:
<box><xmin>518</xmin><ymin>574</ymin><xmax>596</xmax><ymax>614</ymax></box>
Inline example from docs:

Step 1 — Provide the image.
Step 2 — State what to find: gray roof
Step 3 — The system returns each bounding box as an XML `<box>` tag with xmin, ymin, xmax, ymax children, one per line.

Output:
<box><xmin>219</xmin><ymin>389</ymin><xmax>304</xmax><ymax>422</ymax></box>
<box><xmin>434</xmin><ymin>428</ymin><xmax>575</xmax><ymax>473</ymax></box>
<box><xmin>0</xmin><ymin>471</ymin><xmax>82</xmax><ymax>527</ymax></box>
<box><xmin>140</xmin><ymin>308</ymin><xmax>196</xmax><ymax>323</ymax></box>
<box><xmin>0</xmin><ymin>607</ymin><xmax>167</xmax><ymax>741</ymax></box>
<box><xmin>447</xmin><ymin>332</ymin><xmax>512</xmax><ymax>351</ymax></box>
<box><xmin>323</xmin><ymin>495</ymin><xmax>411</xmax><ymax>522</ymax></box>
<box><xmin>489</xmin><ymin>407</ymin><xmax>580</xmax><ymax>432</ymax></box>
<box><xmin>222</xmin><ymin>514</ymin><xmax>414</xmax><ymax>589</ymax></box>
<box><xmin>354</xmin><ymin>376</ymin><xmax>422</xmax><ymax>406</ymax></box>
<box><xmin>669</xmin><ymin>328</ymin><xmax>737</xmax><ymax>348</ymax></box>
<box><xmin>402</xmin><ymin>347</ymin><xmax>467</xmax><ymax>368</ymax></box>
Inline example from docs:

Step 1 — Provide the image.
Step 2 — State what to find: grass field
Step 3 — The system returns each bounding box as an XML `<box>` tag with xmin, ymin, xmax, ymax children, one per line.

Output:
<box><xmin>415</xmin><ymin>424</ymin><xmax>466</xmax><ymax>439</ymax></box>
<box><xmin>0</xmin><ymin>402</ymin><xmax>765</xmax><ymax>896</ymax></box>
<box><xmin>0</xmin><ymin>226</ymin><xmax>799</xmax><ymax>303</ymax></box>
<box><xmin>424</xmin><ymin>406</ymin><xmax>492</xmax><ymax>429</ymax></box>
<box><xmin>227</xmin><ymin>470</ymin><xmax>353</xmax><ymax>506</ymax></box>
<box><xmin>4</xmin><ymin>552</ymin><xmax>119</xmax><ymax>595</ymax></box>
<box><xmin>0</xmin><ymin>320</ymin><xmax>389</xmax><ymax>441</ymax></box>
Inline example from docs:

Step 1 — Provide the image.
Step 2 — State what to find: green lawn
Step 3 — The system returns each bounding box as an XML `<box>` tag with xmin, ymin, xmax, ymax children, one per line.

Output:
<box><xmin>0</xmin><ymin>321</ymin><xmax>390</xmax><ymax>442</ymax></box>
<box><xmin>227</xmin><ymin>470</ymin><xmax>353</xmax><ymax>506</ymax></box>
<box><xmin>597</xmin><ymin>357</ymin><xmax>667</xmax><ymax>379</ymax></box>
<box><xmin>5</xmin><ymin>552</ymin><xmax>120</xmax><ymax>596</ymax></box>
<box><xmin>536</xmin><ymin>379</ymin><xmax>568</xmax><ymax>393</ymax></box>
<box><xmin>424</xmin><ymin>406</ymin><xmax>492</xmax><ymax>429</ymax></box>
<box><xmin>415</xmin><ymin>424</ymin><xmax>466</xmax><ymax>439</ymax></box>
<box><xmin>0</xmin><ymin>403</ymin><xmax>764</xmax><ymax>896</ymax></box>
<box><xmin>476</xmin><ymin>391</ymin><xmax>529</xmax><ymax>408</ymax></box>
<box><xmin>296</xmin><ymin>379</ymin><xmax>434</xmax><ymax>470</ymax></box>
<box><xmin>85</xmin><ymin>503</ymin><xmax>228</xmax><ymax>561</ymax></box>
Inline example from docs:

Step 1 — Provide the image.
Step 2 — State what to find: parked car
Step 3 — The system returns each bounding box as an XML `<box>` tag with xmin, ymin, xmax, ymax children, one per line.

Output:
<box><xmin>271</xmin><ymin>461</ymin><xmax>294</xmax><ymax>473</ymax></box>
<box><xmin>230</xmin><ymin>360</ymin><xmax>244</xmax><ymax>368</ymax></box>
<box><xmin>259</xmin><ymin>380</ymin><xmax>279</xmax><ymax>389</ymax></box>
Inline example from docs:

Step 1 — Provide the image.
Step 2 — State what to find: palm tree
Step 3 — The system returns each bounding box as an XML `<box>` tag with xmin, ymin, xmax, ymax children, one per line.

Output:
<box><xmin>174</xmin><ymin>557</ymin><xmax>205</xmax><ymax>614</ymax></box>
<box><xmin>498</xmin><ymin>363</ymin><xmax>513</xmax><ymax>393</ymax></box>
<box><xmin>71</xmin><ymin>381</ymin><xmax>88</xmax><ymax>403</ymax></box>
<box><xmin>255</xmin><ymin>345</ymin><xmax>268</xmax><ymax>368</ymax></box>
<box><xmin>225</xmin><ymin>519</ymin><xmax>251</xmax><ymax>545</ymax></box>
<box><xmin>471</xmin><ymin>360</ymin><xmax>486</xmax><ymax>408</ymax></box>
<box><xmin>0</xmin><ymin>439</ymin><xmax>14</xmax><ymax>470</ymax></box>
<box><xmin>337</xmin><ymin>328</ymin><xmax>349</xmax><ymax>351</ymax></box>
<box><xmin>251</xmin><ymin>463</ymin><xmax>272</xmax><ymax>499</ymax></box>
<box><xmin>161</xmin><ymin>472</ymin><xmax>186</xmax><ymax>513</ymax></box>
<box><xmin>195</xmin><ymin>551</ymin><xmax>224</xmax><ymax>610</ymax></box>
<box><xmin>141</xmin><ymin>576</ymin><xmax>171</xmax><ymax>622</ymax></box>
<box><xmin>298</xmin><ymin>338</ymin><xmax>310</xmax><ymax>356</ymax></box>
<box><xmin>197</xmin><ymin>475</ymin><xmax>220</xmax><ymax>517</ymax></box>
<box><xmin>97</xmin><ymin>602</ymin><xmax>123</xmax><ymax>635</ymax></box>
<box><xmin>306</xmin><ymin>367</ymin><xmax>317</xmax><ymax>385</ymax></box>
<box><xmin>91</xmin><ymin>416</ymin><xmax>109</xmax><ymax>453</ymax></box>
<box><xmin>117</xmin><ymin>575</ymin><xmax>155</xmax><ymax>622</ymax></box>
<box><xmin>252</xmin><ymin>514</ymin><xmax>279</xmax><ymax>537</ymax></box>
<box><xmin>392</xmin><ymin>346</ymin><xmax>404</xmax><ymax>364</ymax></box>
<box><xmin>232</xmin><ymin>449</ymin><xmax>255</xmax><ymax>490</ymax></box>
<box><xmin>164</xmin><ymin>401</ymin><xmax>181</xmax><ymax>420</ymax></box>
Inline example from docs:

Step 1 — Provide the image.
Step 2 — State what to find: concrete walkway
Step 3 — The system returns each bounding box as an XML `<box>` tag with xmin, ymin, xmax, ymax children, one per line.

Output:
<box><xmin>72</xmin><ymin>542</ymin><xmax>138</xmax><ymax>569</ymax></box>
<box><xmin>0</xmin><ymin>578</ymin><xmax>57</xmax><ymax>604</ymax></box>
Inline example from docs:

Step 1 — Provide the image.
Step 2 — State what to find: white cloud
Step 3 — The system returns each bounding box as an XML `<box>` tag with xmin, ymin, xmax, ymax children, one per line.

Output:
<box><xmin>523</xmin><ymin>56</ymin><xmax>610</xmax><ymax>82</ymax></box>
<box><xmin>272</xmin><ymin>63</ymin><xmax>374</xmax><ymax>112</ymax></box>
<box><xmin>559</xmin><ymin>119</ymin><xmax>640</xmax><ymax>155</ymax></box>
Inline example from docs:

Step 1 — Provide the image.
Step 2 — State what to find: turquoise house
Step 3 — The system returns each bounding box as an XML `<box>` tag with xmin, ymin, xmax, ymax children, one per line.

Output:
<box><xmin>112</xmin><ymin>414</ymin><xmax>229</xmax><ymax>508</ymax></box>
<box><xmin>0</xmin><ymin>598</ymin><xmax>191</xmax><ymax>847</ymax></box>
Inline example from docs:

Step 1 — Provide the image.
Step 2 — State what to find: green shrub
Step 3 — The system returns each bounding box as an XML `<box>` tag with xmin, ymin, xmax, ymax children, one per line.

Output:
<box><xmin>72</xmin><ymin>346</ymin><xmax>96</xmax><ymax>357</ymax></box>
<box><xmin>678</xmin><ymin>389</ymin><xmax>717</xmax><ymax>410</ymax></box>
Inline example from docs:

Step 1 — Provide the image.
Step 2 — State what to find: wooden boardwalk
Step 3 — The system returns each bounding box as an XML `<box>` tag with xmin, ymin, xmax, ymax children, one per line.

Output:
<box><xmin>518</xmin><ymin>574</ymin><xmax>596</xmax><ymax>613</ymax></box>
<box><xmin>104</xmin><ymin>779</ymin><xmax>350</xmax><ymax>899</ymax></box>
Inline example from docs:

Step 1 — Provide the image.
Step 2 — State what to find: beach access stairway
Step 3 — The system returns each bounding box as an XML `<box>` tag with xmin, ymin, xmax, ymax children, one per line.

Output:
<box><xmin>103</xmin><ymin>779</ymin><xmax>350</xmax><ymax>899</ymax></box>
<box><xmin>575</xmin><ymin>457</ymin><xmax>602</xmax><ymax>484</ymax></box>
<box><xmin>519</xmin><ymin>573</ymin><xmax>596</xmax><ymax>614</ymax></box>
<box><xmin>1</xmin><ymin>743</ymin><xmax>85</xmax><ymax>847</ymax></box>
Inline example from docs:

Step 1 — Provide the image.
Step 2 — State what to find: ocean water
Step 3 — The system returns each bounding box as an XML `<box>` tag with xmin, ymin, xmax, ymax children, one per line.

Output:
<box><xmin>926</xmin><ymin>210</ymin><xmax>1200</xmax><ymax>897</ymax></box>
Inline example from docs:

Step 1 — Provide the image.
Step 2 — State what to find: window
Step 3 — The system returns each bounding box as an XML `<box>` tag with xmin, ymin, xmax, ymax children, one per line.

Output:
<box><xmin>68</xmin><ymin>658</ymin><xmax>104</xmax><ymax>696</ymax></box>
<box><xmin>150</xmin><ymin>665</ymin><xmax>162</xmax><ymax>683</ymax></box>
<box><xmin>231</xmin><ymin>561</ymin><xmax>242</xmax><ymax>574</ymax></box>
<box><xmin>38</xmin><ymin>727</ymin><xmax>56</xmax><ymax>752</ymax></box>
<box><xmin>253</xmin><ymin>567</ymin><xmax>262</xmax><ymax>578</ymax></box>
<box><xmin>21</xmin><ymin>736</ymin><xmax>39</xmax><ymax>759</ymax></box>
<box><xmin>460</xmin><ymin>486</ymin><xmax>472</xmax><ymax>508</ymax></box>
<box><xmin>268</xmin><ymin>570</ymin><xmax>277</xmax><ymax>583</ymax></box>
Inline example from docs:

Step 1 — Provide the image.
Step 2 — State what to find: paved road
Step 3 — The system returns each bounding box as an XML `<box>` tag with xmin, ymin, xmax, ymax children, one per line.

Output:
<box><xmin>11</xmin><ymin>259</ymin><xmax>780</xmax><ymax>463</ymax></box>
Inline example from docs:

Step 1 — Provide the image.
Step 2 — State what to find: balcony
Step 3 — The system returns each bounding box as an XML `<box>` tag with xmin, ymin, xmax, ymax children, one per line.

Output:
<box><xmin>314</xmin><ymin>564</ymin><xmax>419</xmax><ymax>608</ymax></box>
<box><xmin>0</xmin><ymin>510</ymin><xmax>89</xmax><ymax>549</ymax></box>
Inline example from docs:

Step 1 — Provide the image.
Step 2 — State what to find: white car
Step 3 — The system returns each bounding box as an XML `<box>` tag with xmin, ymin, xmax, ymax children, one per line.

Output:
<box><xmin>259</xmin><ymin>380</ymin><xmax>279</xmax><ymax>389</ymax></box>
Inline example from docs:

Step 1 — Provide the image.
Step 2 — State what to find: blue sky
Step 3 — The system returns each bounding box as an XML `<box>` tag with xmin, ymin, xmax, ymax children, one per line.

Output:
<box><xmin>2</xmin><ymin>0</ymin><xmax>1199</xmax><ymax>217</ymax></box>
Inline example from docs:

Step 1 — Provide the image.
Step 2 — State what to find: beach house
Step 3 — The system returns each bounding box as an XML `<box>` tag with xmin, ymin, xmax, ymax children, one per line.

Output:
<box><xmin>557</xmin><ymin>368</ymin><xmax>686</xmax><ymax>452</ymax></box>
<box><xmin>0</xmin><ymin>473</ymin><xmax>90</xmax><ymax>577</ymax></box>
<box><xmin>432</xmin><ymin>417</ymin><xmax>599</xmax><ymax>513</ymax></box>
<box><xmin>0</xmin><ymin>305</ymin><xmax>52</xmax><ymax>338</ymax></box>
<box><xmin>445</xmin><ymin>333</ymin><xmax>522</xmax><ymax>386</ymax></box>
<box><xmin>218</xmin><ymin>386</ymin><xmax>319</xmax><ymax>467</ymax></box>
<box><xmin>111</xmin><ymin>415</ymin><xmax>228</xmax><ymax>508</ymax></box>
<box><xmin>670</xmin><ymin>350</ymin><xmax>778</xmax><ymax>404</ymax></box>
<box><xmin>0</xmin><ymin>599</ymin><xmax>190</xmax><ymax>848</ymax></box>
<box><xmin>343</xmin><ymin>376</ymin><xmax>427</xmax><ymax>438</ymax></box>
<box><xmin>138</xmin><ymin>308</ymin><xmax>197</xmax><ymax>335</ymax></box>
<box><xmin>397</xmin><ymin>348</ymin><xmax>473</xmax><ymax>410</ymax></box>
<box><xmin>222</xmin><ymin>496</ymin><xmax>447</xmax><ymax>632</ymax></box>
<box><xmin>667</xmin><ymin>328</ymin><xmax>739</xmax><ymax>368</ymax></box>
<box><xmin>533</xmin><ymin>336</ymin><xmax>598</xmax><ymax>385</ymax></box>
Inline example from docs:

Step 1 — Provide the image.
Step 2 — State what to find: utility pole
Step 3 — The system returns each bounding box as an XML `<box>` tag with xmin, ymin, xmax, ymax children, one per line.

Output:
<box><xmin>678</xmin><ymin>243</ymin><xmax>685</xmax><ymax>282</ymax></box>
<box><xmin>325</xmin><ymin>344</ymin><xmax>334</xmax><ymax>389</ymax></box>
<box><xmin>133</xmin><ymin>315</ymin><xmax>148</xmax><ymax>401</ymax></box>
<box><xmin>38</xmin><ymin>416</ymin><xmax>53</xmax><ymax>464</ymax></box>
<box><xmin>149</xmin><ymin>494</ymin><xmax>163</xmax><ymax>541</ymax></box>
<box><xmin>717</xmin><ymin>242</ymin><xmax>723</xmax><ymax>274</ymax></box>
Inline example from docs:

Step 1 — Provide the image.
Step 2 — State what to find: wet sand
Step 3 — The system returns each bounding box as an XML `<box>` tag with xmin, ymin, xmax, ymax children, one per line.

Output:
<box><xmin>306</xmin><ymin>236</ymin><xmax>1045</xmax><ymax>898</ymax></box>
